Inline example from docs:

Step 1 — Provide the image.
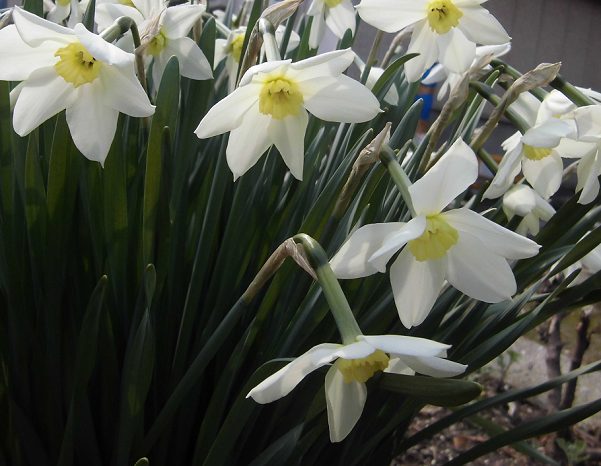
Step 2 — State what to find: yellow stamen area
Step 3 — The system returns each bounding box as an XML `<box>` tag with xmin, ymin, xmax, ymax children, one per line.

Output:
<box><xmin>118</xmin><ymin>0</ymin><xmax>136</xmax><ymax>6</ymax></box>
<box><xmin>523</xmin><ymin>144</ymin><xmax>553</xmax><ymax>161</ymax></box>
<box><xmin>338</xmin><ymin>350</ymin><xmax>389</xmax><ymax>384</ymax></box>
<box><xmin>408</xmin><ymin>214</ymin><xmax>459</xmax><ymax>261</ymax></box>
<box><xmin>426</xmin><ymin>0</ymin><xmax>463</xmax><ymax>34</ymax></box>
<box><xmin>258</xmin><ymin>76</ymin><xmax>304</xmax><ymax>120</ymax></box>
<box><xmin>324</xmin><ymin>0</ymin><xmax>343</xmax><ymax>7</ymax></box>
<box><xmin>57</xmin><ymin>0</ymin><xmax>70</xmax><ymax>7</ymax></box>
<box><xmin>54</xmin><ymin>42</ymin><xmax>101</xmax><ymax>87</ymax></box>
<box><xmin>146</xmin><ymin>29</ymin><xmax>168</xmax><ymax>56</ymax></box>
<box><xmin>229</xmin><ymin>33</ymin><xmax>246</xmax><ymax>63</ymax></box>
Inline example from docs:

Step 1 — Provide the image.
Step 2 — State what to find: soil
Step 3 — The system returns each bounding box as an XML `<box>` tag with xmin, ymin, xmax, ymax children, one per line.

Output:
<box><xmin>393</xmin><ymin>374</ymin><xmax>601</xmax><ymax>466</ymax></box>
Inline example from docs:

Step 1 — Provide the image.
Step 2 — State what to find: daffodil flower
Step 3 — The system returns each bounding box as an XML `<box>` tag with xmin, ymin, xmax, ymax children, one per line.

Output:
<box><xmin>502</xmin><ymin>185</ymin><xmax>555</xmax><ymax>236</ymax></box>
<box><xmin>0</xmin><ymin>8</ymin><xmax>154</xmax><ymax>164</ymax></box>
<box><xmin>194</xmin><ymin>49</ymin><xmax>381</xmax><ymax>181</ymax></box>
<box><xmin>330</xmin><ymin>139</ymin><xmax>540</xmax><ymax>328</ymax></box>
<box><xmin>307</xmin><ymin>0</ymin><xmax>356</xmax><ymax>50</ymax></box>
<box><xmin>95</xmin><ymin>0</ymin><xmax>212</xmax><ymax>88</ymax></box>
<box><xmin>214</xmin><ymin>25</ymin><xmax>300</xmax><ymax>92</ymax></box>
<box><xmin>572</xmin><ymin>105</ymin><xmax>601</xmax><ymax>204</ymax></box>
<box><xmin>484</xmin><ymin>90</ymin><xmax>582</xmax><ymax>200</ymax></box>
<box><xmin>247</xmin><ymin>334</ymin><xmax>466</xmax><ymax>442</ymax></box>
<box><xmin>356</xmin><ymin>0</ymin><xmax>510</xmax><ymax>82</ymax></box>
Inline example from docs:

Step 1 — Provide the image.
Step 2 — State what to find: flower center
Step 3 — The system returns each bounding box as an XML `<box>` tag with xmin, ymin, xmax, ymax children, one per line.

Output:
<box><xmin>523</xmin><ymin>144</ymin><xmax>553</xmax><ymax>161</ymax></box>
<box><xmin>229</xmin><ymin>33</ymin><xmax>246</xmax><ymax>63</ymax></box>
<box><xmin>54</xmin><ymin>42</ymin><xmax>102</xmax><ymax>87</ymax></box>
<box><xmin>408</xmin><ymin>214</ymin><xmax>459</xmax><ymax>261</ymax></box>
<box><xmin>146</xmin><ymin>29</ymin><xmax>168</xmax><ymax>56</ymax></box>
<box><xmin>426</xmin><ymin>0</ymin><xmax>463</xmax><ymax>34</ymax></box>
<box><xmin>258</xmin><ymin>76</ymin><xmax>304</xmax><ymax>120</ymax></box>
<box><xmin>337</xmin><ymin>350</ymin><xmax>389</xmax><ymax>384</ymax></box>
<box><xmin>324</xmin><ymin>0</ymin><xmax>343</xmax><ymax>7</ymax></box>
<box><xmin>118</xmin><ymin>0</ymin><xmax>136</xmax><ymax>6</ymax></box>
<box><xmin>57</xmin><ymin>0</ymin><xmax>70</xmax><ymax>7</ymax></box>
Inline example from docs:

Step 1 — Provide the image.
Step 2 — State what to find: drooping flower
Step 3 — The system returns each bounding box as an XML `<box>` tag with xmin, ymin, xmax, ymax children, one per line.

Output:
<box><xmin>95</xmin><ymin>0</ymin><xmax>212</xmax><ymax>88</ymax></box>
<box><xmin>214</xmin><ymin>25</ymin><xmax>300</xmax><ymax>92</ymax></box>
<box><xmin>330</xmin><ymin>139</ymin><xmax>540</xmax><ymax>328</ymax></box>
<box><xmin>0</xmin><ymin>8</ymin><xmax>155</xmax><ymax>164</ymax></box>
<box><xmin>502</xmin><ymin>185</ymin><xmax>555</xmax><ymax>236</ymax></box>
<box><xmin>307</xmin><ymin>0</ymin><xmax>356</xmax><ymax>50</ymax></box>
<box><xmin>356</xmin><ymin>0</ymin><xmax>510</xmax><ymax>82</ymax></box>
<box><xmin>247</xmin><ymin>334</ymin><xmax>466</xmax><ymax>442</ymax></box>
<box><xmin>195</xmin><ymin>49</ymin><xmax>381</xmax><ymax>181</ymax></box>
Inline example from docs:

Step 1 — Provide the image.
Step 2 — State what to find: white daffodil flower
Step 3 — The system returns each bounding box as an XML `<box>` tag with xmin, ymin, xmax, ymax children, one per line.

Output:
<box><xmin>247</xmin><ymin>334</ymin><xmax>466</xmax><ymax>442</ymax></box>
<box><xmin>0</xmin><ymin>8</ymin><xmax>154</xmax><ymax>165</ymax></box>
<box><xmin>330</xmin><ymin>139</ymin><xmax>540</xmax><ymax>328</ymax></box>
<box><xmin>356</xmin><ymin>0</ymin><xmax>510</xmax><ymax>82</ymax></box>
<box><xmin>195</xmin><ymin>49</ymin><xmax>381</xmax><ymax>181</ymax></box>
<box><xmin>572</xmin><ymin>105</ymin><xmax>601</xmax><ymax>204</ymax></box>
<box><xmin>484</xmin><ymin>90</ymin><xmax>583</xmax><ymax>200</ymax></box>
<box><xmin>422</xmin><ymin>42</ymin><xmax>510</xmax><ymax>101</ymax></box>
<box><xmin>502</xmin><ymin>185</ymin><xmax>555</xmax><ymax>236</ymax></box>
<box><xmin>95</xmin><ymin>0</ymin><xmax>212</xmax><ymax>88</ymax></box>
<box><xmin>307</xmin><ymin>0</ymin><xmax>356</xmax><ymax>50</ymax></box>
<box><xmin>214</xmin><ymin>25</ymin><xmax>300</xmax><ymax>92</ymax></box>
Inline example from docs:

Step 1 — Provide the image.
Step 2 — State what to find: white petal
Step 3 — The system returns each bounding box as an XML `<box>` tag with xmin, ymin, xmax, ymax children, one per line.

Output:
<box><xmin>421</xmin><ymin>63</ymin><xmax>447</xmax><ymax>85</ymax></box>
<box><xmin>12</xmin><ymin>67</ymin><xmax>74</xmax><ymax>136</ymax></box>
<box><xmin>0</xmin><ymin>25</ymin><xmax>59</xmax><ymax>81</ymax></box>
<box><xmin>162</xmin><ymin>3</ymin><xmax>205</xmax><ymax>38</ymax></box>
<box><xmin>522</xmin><ymin>119</ymin><xmax>575</xmax><ymax>148</ymax></box>
<box><xmin>47</xmin><ymin>3</ymin><xmax>70</xmax><ymax>23</ymax></box>
<box><xmin>404</xmin><ymin>19</ymin><xmax>438</xmax><ymax>82</ymax></box>
<box><xmin>389</xmin><ymin>248</ymin><xmax>446</xmax><ymax>328</ymax></box>
<box><xmin>536</xmin><ymin>90</ymin><xmax>576</xmax><ymax>123</ymax></box>
<box><xmin>409</xmin><ymin>138</ymin><xmax>478</xmax><ymax>215</ymax></box>
<box><xmin>225</xmin><ymin>107</ymin><xmax>273</xmax><ymax>180</ymax></box>
<box><xmin>324</xmin><ymin>340</ymin><xmax>376</xmax><ymax>361</ymax></box>
<box><xmin>384</xmin><ymin>358</ymin><xmax>415</xmax><ymax>375</ymax></box>
<box><xmin>522</xmin><ymin>151</ymin><xmax>563</xmax><ymax>199</ymax></box>
<box><xmin>194</xmin><ymin>83</ymin><xmax>261</xmax><ymax>138</ymax></box>
<box><xmin>574</xmin><ymin>106</ymin><xmax>601</xmax><ymax>143</ymax></box>
<box><xmin>359</xmin><ymin>334</ymin><xmax>451</xmax><ymax>357</ymax></box>
<box><xmin>12</xmin><ymin>7</ymin><xmax>74</xmax><ymax>46</ymax></box>
<box><xmin>268</xmin><ymin>110</ymin><xmax>309</xmax><ymax>180</ymax></box>
<box><xmin>576</xmin><ymin>150</ymin><xmax>601</xmax><ymax>205</ymax></box>
<box><xmin>99</xmin><ymin>65</ymin><xmax>155</xmax><ymax>117</ymax></box>
<box><xmin>74</xmin><ymin>23</ymin><xmax>133</xmax><ymax>67</ymax></box>
<box><xmin>66</xmin><ymin>85</ymin><xmax>119</xmax><ymax>165</ymax></box>
<box><xmin>502</xmin><ymin>184</ymin><xmax>537</xmax><ymax>217</ymax></box>
<box><xmin>368</xmin><ymin>216</ymin><xmax>426</xmax><ymax>273</ymax></box>
<box><xmin>288</xmin><ymin>49</ymin><xmax>354</xmax><ymax>82</ymax></box>
<box><xmin>325</xmin><ymin>365</ymin><xmax>366</xmax><ymax>443</ymax></box>
<box><xmin>443</xmin><ymin>208</ymin><xmax>540</xmax><ymax>259</ymax></box>
<box><xmin>436</xmin><ymin>28</ymin><xmax>476</xmax><ymax>74</ymax></box>
<box><xmin>356</xmin><ymin>0</ymin><xmax>426</xmax><ymax>33</ymax></box>
<box><xmin>325</xmin><ymin>0</ymin><xmax>356</xmax><ymax>39</ymax></box>
<box><xmin>95</xmin><ymin>4</ymin><xmax>144</xmax><ymax>31</ymax></box>
<box><xmin>446</xmin><ymin>231</ymin><xmax>517</xmax><ymax>302</ymax></box>
<box><xmin>330</xmin><ymin>222</ymin><xmax>407</xmax><ymax>279</ymax></box>
<box><xmin>307</xmin><ymin>0</ymin><xmax>324</xmax><ymax>17</ymax></box>
<box><xmin>214</xmin><ymin>38</ymin><xmax>228</xmax><ymax>66</ymax></box>
<box><xmin>246</xmin><ymin>343</ymin><xmax>343</xmax><ymax>404</ymax></box>
<box><xmin>398</xmin><ymin>355</ymin><xmax>467</xmax><ymax>377</ymax></box>
<box><xmin>163</xmin><ymin>37</ymin><xmax>213</xmax><ymax>80</ymax></box>
<box><xmin>555</xmin><ymin>138</ymin><xmax>597</xmax><ymax>160</ymax></box>
<box><xmin>303</xmin><ymin>75</ymin><xmax>380</xmax><ymax>123</ymax></box>
<box><xmin>457</xmin><ymin>6</ymin><xmax>511</xmax><ymax>45</ymax></box>
<box><xmin>239</xmin><ymin>60</ymin><xmax>290</xmax><ymax>87</ymax></box>
<box><xmin>483</xmin><ymin>138</ymin><xmax>523</xmax><ymax>200</ymax></box>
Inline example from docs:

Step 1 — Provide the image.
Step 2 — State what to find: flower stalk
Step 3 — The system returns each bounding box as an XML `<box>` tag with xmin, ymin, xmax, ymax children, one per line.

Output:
<box><xmin>380</xmin><ymin>144</ymin><xmax>417</xmax><ymax>217</ymax></box>
<box><xmin>294</xmin><ymin>234</ymin><xmax>362</xmax><ymax>344</ymax></box>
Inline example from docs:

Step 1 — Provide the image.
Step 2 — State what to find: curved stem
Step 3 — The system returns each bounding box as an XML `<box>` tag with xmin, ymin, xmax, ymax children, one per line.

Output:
<box><xmin>380</xmin><ymin>145</ymin><xmax>417</xmax><ymax>217</ymax></box>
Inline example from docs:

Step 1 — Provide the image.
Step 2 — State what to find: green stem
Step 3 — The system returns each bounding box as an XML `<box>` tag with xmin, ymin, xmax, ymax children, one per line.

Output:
<box><xmin>360</xmin><ymin>29</ymin><xmax>384</xmax><ymax>84</ymax></box>
<box><xmin>259</xmin><ymin>18</ymin><xmax>281</xmax><ymax>62</ymax></box>
<box><xmin>293</xmin><ymin>234</ymin><xmax>362</xmax><ymax>344</ymax></box>
<box><xmin>380</xmin><ymin>145</ymin><xmax>417</xmax><ymax>217</ymax></box>
<box><xmin>549</xmin><ymin>74</ymin><xmax>596</xmax><ymax>107</ymax></box>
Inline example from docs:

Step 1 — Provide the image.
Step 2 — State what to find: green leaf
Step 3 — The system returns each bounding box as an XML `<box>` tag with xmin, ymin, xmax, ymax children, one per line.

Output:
<box><xmin>143</xmin><ymin>56</ymin><xmax>180</xmax><ymax>266</ymax></box>
<box><xmin>371</xmin><ymin>54</ymin><xmax>419</xmax><ymax>99</ymax></box>
<box><xmin>82</xmin><ymin>0</ymin><xmax>96</xmax><ymax>31</ymax></box>
<box><xmin>380</xmin><ymin>373</ymin><xmax>482</xmax><ymax>407</ymax></box>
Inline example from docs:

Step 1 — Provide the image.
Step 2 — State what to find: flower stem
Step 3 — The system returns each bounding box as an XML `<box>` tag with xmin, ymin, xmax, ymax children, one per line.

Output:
<box><xmin>293</xmin><ymin>234</ymin><xmax>362</xmax><ymax>344</ymax></box>
<box><xmin>380</xmin><ymin>145</ymin><xmax>417</xmax><ymax>217</ymax></box>
<box><xmin>259</xmin><ymin>18</ymin><xmax>281</xmax><ymax>62</ymax></box>
<box><xmin>360</xmin><ymin>29</ymin><xmax>384</xmax><ymax>84</ymax></box>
